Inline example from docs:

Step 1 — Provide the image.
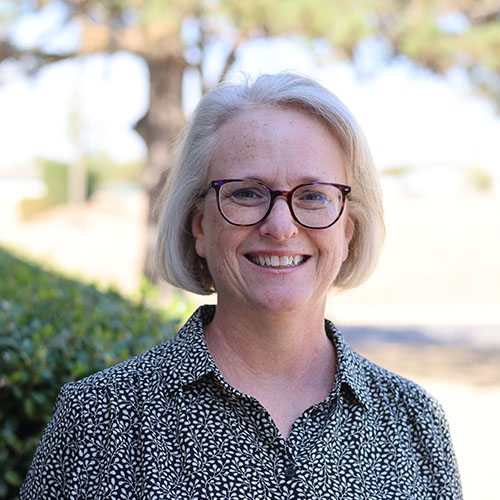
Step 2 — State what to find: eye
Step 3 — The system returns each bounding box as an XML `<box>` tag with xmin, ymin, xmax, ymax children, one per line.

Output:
<box><xmin>231</xmin><ymin>188</ymin><xmax>263</xmax><ymax>200</ymax></box>
<box><xmin>300</xmin><ymin>191</ymin><xmax>327</xmax><ymax>202</ymax></box>
<box><xmin>221</xmin><ymin>183</ymin><xmax>269</xmax><ymax>206</ymax></box>
<box><xmin>296</xmin><ymin>190</ymin><xmax>329</xmax><ymax>207</ymax></box>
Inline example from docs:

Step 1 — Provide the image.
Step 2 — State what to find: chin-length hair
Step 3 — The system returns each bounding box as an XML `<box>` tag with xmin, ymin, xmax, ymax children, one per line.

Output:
<box><xmin>156</xmin><ymin>72</ymin><xmax>385</xmax><ymax>295</ymax></box>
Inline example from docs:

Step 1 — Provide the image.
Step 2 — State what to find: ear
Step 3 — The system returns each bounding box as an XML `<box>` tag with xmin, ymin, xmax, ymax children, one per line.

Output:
<box><xmin>341</xmin><ymin>214</ymin><xmax>355</xmax><ymax>263</ymax></box>
<box><xmin>191</xmin><ymin>208</ymin><xmax>207</xmax><ymax>258</ymax></box>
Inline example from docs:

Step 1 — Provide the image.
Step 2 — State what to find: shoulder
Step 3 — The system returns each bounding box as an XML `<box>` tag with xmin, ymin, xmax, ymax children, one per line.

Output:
<box><xmin>355</xmin><ymin>349</ymin><xmax>445</xmax><ymax>418</ymax></box>
<box><xmin>361</xmin><ymin>352</ymin><xmax>435</xmax><ymax>404</ymax></box>
<box><xmin>327</xmin><ymin>319</ymin><xmax>443</xmax><ymax>419</ymax></box>
<box><xmin>351</xmin><ymin>349</ymin><xmax>456</xmax><ymax>455</ymax></box>
<box><xmin>337</xmin><ymin>345</ymin><xmax>462</xmax><ymax>496</ymax></box>
<box><xmin>38</xmin><ymin>335</ymin><xmax>184</xmax><ymax>450</ymax></box>
<box><xmin>61</xmin><ymin>335</ymin><xmax>179</xmax><ymax>400</ymax></box>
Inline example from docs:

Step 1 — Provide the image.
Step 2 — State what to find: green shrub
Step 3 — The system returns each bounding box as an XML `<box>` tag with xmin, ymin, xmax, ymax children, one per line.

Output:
<box><xmin>40</xmin><ymin>159</ymin><xmax>69</xmax><ymax>206</ymax></box>
<box><xmin>85</xmin><ymin>151</ymin><xmax>143</xmax><ymax>187</ymax></box>
<box><xmin>0</xmin><ymin>247</ymin><xmax>186</xmax><ymax>499</ymax></box>
<box><xmin>41</xmin><ymin>158</ymin><xmax>101</xmax><ymax>205</ymax></box>
<box><xmin>18</xmin><ymin>159</ymin><xmax>103</xmax><ymax>220</ymax></box>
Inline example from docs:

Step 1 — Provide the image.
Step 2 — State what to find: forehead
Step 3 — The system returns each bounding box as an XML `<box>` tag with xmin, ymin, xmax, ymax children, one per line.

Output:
<box><xmin>218</xmin><ymin>105</ymin><xmax>332</xmax><ymax>148</ymax></box>
<box><xmin>210</xmin><ymin>105</ymin><xmax>346</xmax><ymax>183</ymax></box>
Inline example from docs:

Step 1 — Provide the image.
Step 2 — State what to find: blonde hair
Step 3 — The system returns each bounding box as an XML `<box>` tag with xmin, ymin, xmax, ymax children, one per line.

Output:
<box><xmin>156</xmin><ymin>72</ymin><xmax>385</xmax><ymax>294</ymax></box>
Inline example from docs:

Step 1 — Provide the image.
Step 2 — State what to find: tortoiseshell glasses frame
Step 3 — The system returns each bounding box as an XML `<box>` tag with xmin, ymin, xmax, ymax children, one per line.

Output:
<box><xmin>201</xmin><ymin>178</ymin><xmax>351</xmax><ymax>229</ymax></box>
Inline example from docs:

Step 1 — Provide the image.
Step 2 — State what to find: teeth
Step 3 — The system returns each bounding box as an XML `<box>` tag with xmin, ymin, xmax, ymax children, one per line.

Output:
<box><xmin>249</xmin><ymin>255</ymin><xmax>305</xmax><ymax>268</ymax></box>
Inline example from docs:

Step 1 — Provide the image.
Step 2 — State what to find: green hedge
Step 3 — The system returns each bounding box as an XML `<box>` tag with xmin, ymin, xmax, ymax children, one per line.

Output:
<box><xmin>19</xmin><ymin>159</ymin><xmax>101</xmax><ymax>220</ymax></box>
<box><xmin>0</xmin><ymin>247</ymin><xmax>186</xmax><ymax>499</ymax></box>
<box><xmin>40</xmin><ymin>158</ymin><xmax>100</xmax><ymax>206</ymax></box>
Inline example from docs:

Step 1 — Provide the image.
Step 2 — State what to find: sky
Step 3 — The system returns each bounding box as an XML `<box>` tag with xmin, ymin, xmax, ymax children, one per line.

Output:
<box><xmin>1</xmin><ymin>19</ymin><xmax>500</xmax><ymax>191</ymax></box>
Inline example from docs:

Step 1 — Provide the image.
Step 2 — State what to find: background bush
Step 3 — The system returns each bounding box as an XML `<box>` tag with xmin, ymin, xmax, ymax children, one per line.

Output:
<box><xmin>18</xmin><ymin>158</ymin><xmax>101</xmax><ymax>220</ymax></box>
<box><xmin>0</xmin><ymin>247</ymin><xmax>187</xmax><ymax>499</ymax></box>
<box><xmin>41</xmin><ymin>158</ymin><xmax>100</xmax><ymax>206</ymax></box>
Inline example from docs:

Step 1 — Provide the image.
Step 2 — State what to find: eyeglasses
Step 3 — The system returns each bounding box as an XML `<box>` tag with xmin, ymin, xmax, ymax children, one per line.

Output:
<box><xmin>201</xmin><ymin>179</ymin><xmax>351</xmax><ymax>229</ymax></box>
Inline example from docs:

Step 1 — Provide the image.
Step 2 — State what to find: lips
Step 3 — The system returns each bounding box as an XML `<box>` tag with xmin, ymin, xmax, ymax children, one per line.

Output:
<box><xmin>245</xmin><ymin>254</ymin><xmax>308</xmax><ymax>268</ymax></box>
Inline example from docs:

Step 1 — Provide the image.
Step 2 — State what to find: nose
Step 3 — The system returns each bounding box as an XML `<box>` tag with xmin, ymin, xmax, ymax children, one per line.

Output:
<box><xmin>258</xmin><ymin>197</ymin><xmax>299</xmax><ymax>240</ymax></box>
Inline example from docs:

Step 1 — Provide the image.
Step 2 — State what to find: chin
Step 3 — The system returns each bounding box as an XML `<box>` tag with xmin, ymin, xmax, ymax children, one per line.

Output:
<box><xmin>247</xmin><ymin>290</ymin><xmax>322</xmax><ymax>315</ymax></box>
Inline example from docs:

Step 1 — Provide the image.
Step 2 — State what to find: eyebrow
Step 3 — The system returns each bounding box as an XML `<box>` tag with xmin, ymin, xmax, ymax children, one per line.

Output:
<box><xmin>300</xmin><ymin>176</ymin><xmax>331</xmax><ymax>183</ymax></box>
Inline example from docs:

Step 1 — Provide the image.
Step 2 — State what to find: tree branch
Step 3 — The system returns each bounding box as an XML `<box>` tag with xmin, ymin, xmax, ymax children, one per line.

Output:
<box><xmin>0</xmin><ymin>40</ymin><xmax>77</xmax><ymax>69</ymax></box>
<box><xmin>461</xmin><ymin>2</ymin><xmax>500</xmax><ymax>24</ymax></box>
<box><xmin>217</xmin><ymin>38</ymin><xmax>241</xmax><ymax>85</ymax></box>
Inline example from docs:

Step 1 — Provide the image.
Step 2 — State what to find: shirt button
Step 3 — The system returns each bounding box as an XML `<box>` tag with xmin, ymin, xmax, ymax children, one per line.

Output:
<box><xmin>284</xmin><ymin>466</ymin><xmax>296</xmax><ymax>479</ymax></box>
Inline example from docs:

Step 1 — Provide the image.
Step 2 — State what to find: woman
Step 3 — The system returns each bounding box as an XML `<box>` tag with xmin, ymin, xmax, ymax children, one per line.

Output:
<box><xmin>21</xmin><ymin>73</ymin><xmax>462</xmax><ymax>499</ymax></box>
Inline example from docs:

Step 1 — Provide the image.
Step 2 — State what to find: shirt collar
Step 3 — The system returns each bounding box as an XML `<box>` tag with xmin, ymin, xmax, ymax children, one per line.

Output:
<box><xmin>325</xmin><ymin>318</ymin><xmax>372</xmax><ymax>410</ymax></box>
<box><xmin>156</xmin><ymin>305</ymin><xmax>371</xmax><ymax>410</ymax></box>
<box><xmin>153</xmin><ymin>305</ymin><xmax>218</xmax><ymax>394</ymax></box>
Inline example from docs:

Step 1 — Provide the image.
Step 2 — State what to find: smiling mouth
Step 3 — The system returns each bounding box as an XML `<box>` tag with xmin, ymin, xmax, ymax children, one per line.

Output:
<box><xmin>245</xmin><ymin>254</ymin><xmax>308</xmax><ymax>268</ymax></box>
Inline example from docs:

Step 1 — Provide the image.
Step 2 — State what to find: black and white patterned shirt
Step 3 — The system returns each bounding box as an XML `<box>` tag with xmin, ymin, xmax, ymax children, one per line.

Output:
<box><xmin>21</xmin><ymin>305</ymin><xmax>462</xmax><ymax>499</ymax></box>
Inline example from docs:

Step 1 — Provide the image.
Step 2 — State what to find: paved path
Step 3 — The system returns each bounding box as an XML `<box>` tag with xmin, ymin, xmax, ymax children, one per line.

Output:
<box><xmin>340</xmin><ymin>323</ymin><xmax>500</xmax><ymax>348</ymax></box>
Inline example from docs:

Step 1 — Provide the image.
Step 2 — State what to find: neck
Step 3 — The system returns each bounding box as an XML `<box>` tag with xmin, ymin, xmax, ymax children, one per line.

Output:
<box><xmin>205</xmin><ymin>297</ymin><xmax>335</xmax><ymax>383</ymax></box>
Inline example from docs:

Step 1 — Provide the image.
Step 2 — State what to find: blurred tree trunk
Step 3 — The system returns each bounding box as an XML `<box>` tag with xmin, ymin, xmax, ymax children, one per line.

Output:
<box><xmin>135</xmin><ymin>54</ymin><xmax>187</xmax><ymax>282</ymax></box>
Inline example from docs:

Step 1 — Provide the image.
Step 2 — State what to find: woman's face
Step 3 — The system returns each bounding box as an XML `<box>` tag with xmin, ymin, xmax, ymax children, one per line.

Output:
<box><xmin>192</xmin><ymin>105</ymin><xmax>354</xmax><ymax>315</ymax></box>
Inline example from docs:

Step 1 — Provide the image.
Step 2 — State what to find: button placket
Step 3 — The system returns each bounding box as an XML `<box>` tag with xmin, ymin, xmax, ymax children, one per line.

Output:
<box><xmin>283</xmin><ymin>445</ymin><xmax>297</xmax><ymax>479</ymax></box>
<box><xmin>283</xmin><ymin>465</ymin><xmax>296</xmax><ymax>479</ymax></box>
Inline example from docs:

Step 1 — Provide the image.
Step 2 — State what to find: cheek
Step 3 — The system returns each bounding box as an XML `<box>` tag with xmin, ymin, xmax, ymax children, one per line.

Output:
<box><xmin>204</xmin><ymin>224</ymin><xmax>251</xmax><ymax>277</ymax></box>
<box><xmin>196</xmin><ymin>216</ymin><xmax>234</xmax><ymax>271</ymax></box>
<box><xmin>318</xmin><ymin>228</ymin><xmax>350</xmax><ymax>270</ymax></box>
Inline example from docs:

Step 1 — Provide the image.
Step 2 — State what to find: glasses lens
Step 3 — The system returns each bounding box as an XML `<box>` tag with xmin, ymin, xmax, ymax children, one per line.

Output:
<box><xmin>292</xmin><ymin>184</ymin><xmax>343</xmax><ymax>228</ymax></box>
<box><xmin>219</xmin><ymin>181</ymin><xmax>270</xmax><ymax>225</ymax></box>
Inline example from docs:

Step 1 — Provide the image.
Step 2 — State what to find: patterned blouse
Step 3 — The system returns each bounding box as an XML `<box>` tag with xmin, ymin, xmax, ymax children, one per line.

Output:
<box><xmin>21</xmin><ymin>305</ymin><xmax>462</xmax><ymax>499</ymax></box>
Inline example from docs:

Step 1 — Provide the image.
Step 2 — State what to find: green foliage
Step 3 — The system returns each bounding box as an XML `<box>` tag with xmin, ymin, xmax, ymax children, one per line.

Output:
<box><xmin>39</xmin><ymin>158</ymin><xmax>100</xmax><ymax>205</ymax></box>
<box><xmin>463</xmin><ymin>20</ymin><xmax>500</xmax><ymax>71</ymax></box>
<box><xmin>218</xmin><ymin>0</ymin><xmax>374</xmax><ymax>50</ymax></box>
<box><xmin>3</xmin><ymin>0</ymin><xmax>500</xmax><ymax>101</ymax></box>
<box><xmin>86</xmin><ymin>151</ymin><xmax>144</xmax><ymax>186</ymax></box>
<box><xmin>86</xmin><ymin>165</ymin><xmax>100</xmax><ymax>199</ymax></box>
<box><xmin>18</xmin><ymin>159</ymin><xmax>104</xmax><ymax>220</ymax></box>
<box><xmin>40</xmin><ymin>159</ymin><xmax>69</xmax><ymax>206</ymax></box>
<box><xmin>390</xmin><ymin>6</ymin><xmax>456</xmax><ymax>71</ymax></box>
<box><xmin>0</xmin><ymin>246</ymin><xmax>186</xmax><ymax>499</ymax></box>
